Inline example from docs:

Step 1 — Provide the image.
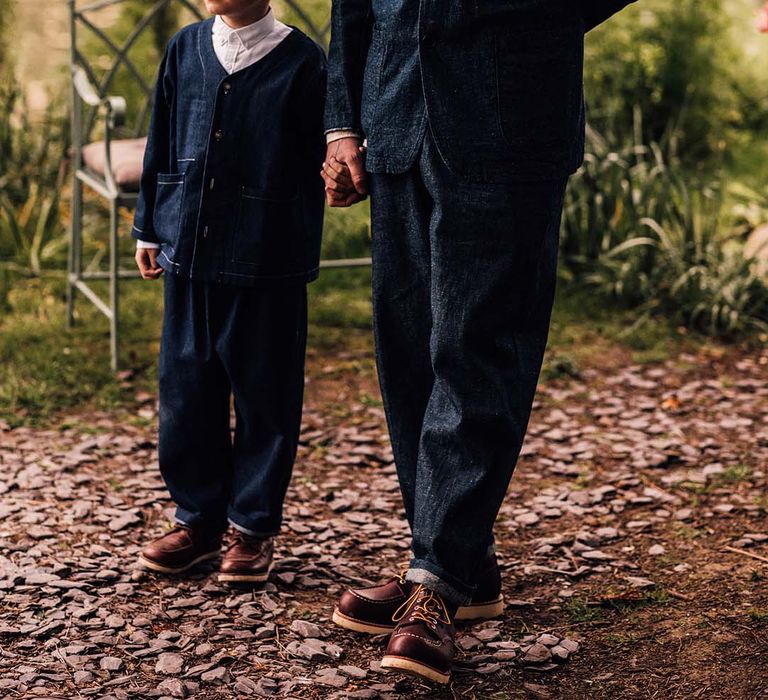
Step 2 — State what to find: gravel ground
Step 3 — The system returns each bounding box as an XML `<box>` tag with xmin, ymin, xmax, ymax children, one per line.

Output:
<box><xmin>1</xmin><ymin>344</ymin><xmax>767</xmax><ymax>699</ymax></box>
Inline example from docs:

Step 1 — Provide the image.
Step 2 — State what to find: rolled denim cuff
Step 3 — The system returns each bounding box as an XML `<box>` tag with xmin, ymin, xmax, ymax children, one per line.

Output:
<box><xmin>227</xmin><ymin>509</ymin><xmax>280</xmax><ymax>539</ymax></box>
<box><xmin>174</xmin><ymin>509</ymin><xmax>227</xmax><ymax>535</ymax></box>
<box><xmin>406</xmin><ymin>560</ymin><xmax>475</xmax><ymax>607</ymax></box>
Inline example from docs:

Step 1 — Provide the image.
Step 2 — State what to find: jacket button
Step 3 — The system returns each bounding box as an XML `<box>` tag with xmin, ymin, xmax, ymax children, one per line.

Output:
<box><xmin>214</xmin><ymin>129</ymin><xmax>224</xmax><ymax>141</ymax></box>
<box><xmin>222</xmin><ymin>83</ymin><xmax>231</xmax><ymax>94</ymax></box>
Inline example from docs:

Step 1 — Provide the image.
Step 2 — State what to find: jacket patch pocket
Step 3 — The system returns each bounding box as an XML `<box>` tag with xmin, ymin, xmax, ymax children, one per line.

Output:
<box><xmin>232</xmin><ymin>186</ymin><xmax>304</xmax><ymax>272</ymax></box>
<box><xmin>153</xmin><ymin>172</ymin><xmax>186</xmax><ymax>252</ymax></box>
<box><xmin>495</xmin><ymin>27</ymin><xmax>583</xmax><ymax>152</ymax></box>
<box><xmin>176</xmin><ymin>98</ymin><xmax>208</xmax><ymax>157</ymax></box>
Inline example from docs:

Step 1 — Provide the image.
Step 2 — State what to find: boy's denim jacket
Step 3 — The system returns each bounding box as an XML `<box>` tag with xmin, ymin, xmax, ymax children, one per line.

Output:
<box><xmin>133</xmin><ymin>19</ymin><xmax>327</xmax><ymax>286</ymax></box>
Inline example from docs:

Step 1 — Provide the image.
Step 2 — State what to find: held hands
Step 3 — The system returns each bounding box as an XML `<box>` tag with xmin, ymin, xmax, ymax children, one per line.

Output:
<box><xmin>321</xmin><ymin>137</ymin><xmax>368</xmax><ymax>207</ymax></box>
<box><xmin>135</xmin><ymin>247</ymin><xmax>164</xmax><ymax>280</ymax></box>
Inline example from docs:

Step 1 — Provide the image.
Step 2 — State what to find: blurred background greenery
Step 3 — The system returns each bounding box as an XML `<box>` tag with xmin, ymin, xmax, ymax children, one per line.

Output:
<box><xmin>1</xmin><ymin>0</ymin><xmax>767</xmax><ymax>425</ymax></box>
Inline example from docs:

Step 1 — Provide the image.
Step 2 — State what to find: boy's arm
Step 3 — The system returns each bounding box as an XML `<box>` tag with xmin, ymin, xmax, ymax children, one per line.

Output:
<box><xmin>324</xmin><ymin>0</ymin><xmax>373</xmax><ymax>139</ymax></box>
<box><xmin>132</xmin><ymin>47</ymin><xmax>174</xmax><ymax>247</ymax></box>
<box><xmin>296</xmin><ymin>48</ymin><xmax>329</xmax><ymax>173</ymax></box>
<box><xmin>581</xmin><ymin>0</ymin><xmax>638</xmax><ymax>32</ymax></box>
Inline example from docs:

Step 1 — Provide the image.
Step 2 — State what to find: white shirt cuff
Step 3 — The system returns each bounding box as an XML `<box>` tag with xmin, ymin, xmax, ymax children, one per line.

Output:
<box><xmin>326</xmin><ymin>129</ymin><xmax>362</xmax><ymax>144</ymax></box>
<box><xmin>136</xmin><ymin>240</ymin><xmax>160</xmax><ymax>250</ymax></box>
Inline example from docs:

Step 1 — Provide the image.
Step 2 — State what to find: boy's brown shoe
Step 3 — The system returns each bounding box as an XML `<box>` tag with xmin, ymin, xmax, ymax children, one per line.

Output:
<box><xmin>331</xmin><ymin>555</ymin><xmax>504</xmax><ymax>634</ymax></box>
<box><xmin>138</xmin><ymin>525</ymin><xmax>222</xmax><ymax>574</ymax></box>
<box><xmin>218</xmin><ymin>534</ymin><xmax>274</xmax><ymax>584</ymax></box>
<box><xmin>380</xmin><ymin>585</ymin><xmax>456</xmax><ymax>685</ymax></box>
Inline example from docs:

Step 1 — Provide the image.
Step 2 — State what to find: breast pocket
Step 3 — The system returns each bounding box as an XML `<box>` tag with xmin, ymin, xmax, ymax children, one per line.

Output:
<box><xmin>176</xmin><ymin>97</ymin><xmax>208</xmax><ymax>158</ymax></box>
<box><xmin>231</xmin><ymin>186</ymin><xmax>305</xmax><ymax>272</ymax></box>
<box><xmin>153</xmin><ymin>172</ymin><xmax>185</xmax><ymax>251</ymax></box>
<box><xmin>495</xmin><ymin>28</ymin><xmax>584</xmax><ymax>152</ymax></box>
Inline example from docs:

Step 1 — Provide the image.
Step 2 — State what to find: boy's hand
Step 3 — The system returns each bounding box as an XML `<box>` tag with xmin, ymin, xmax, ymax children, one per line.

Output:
<box><xmin>322</xmin><ymin>138</ymin><xmax>368</xmax><ymax>207</ymax></box>
<box><xmin>135</xmin><ymin>247</ymin><xmax>164</xmax><ymax>280</ymax></box>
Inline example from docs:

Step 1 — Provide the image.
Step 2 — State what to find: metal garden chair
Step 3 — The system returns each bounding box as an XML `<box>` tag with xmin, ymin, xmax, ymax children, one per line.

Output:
<box><xmin>67</xmin><ymin>0</ymin><xmax>355</xmax><ymax>371</ymax></box>
<box><xmin>68</xmin><ymin>0</ymin><xmax>207</xmax><ymax>370</ymax></box>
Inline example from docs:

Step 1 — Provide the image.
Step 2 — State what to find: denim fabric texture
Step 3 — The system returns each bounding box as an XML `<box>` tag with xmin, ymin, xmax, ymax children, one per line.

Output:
<box><xmin>325</xmin><ymin>0</ymin><xmax>636</xmax><ymax>181</ymax></box>
<box><xmin>133</xmin><ymin>19</ymin><xmax>326</xmax><ymax>285</ymax></box>
<box><xmin>370</xmin><ymin>133</ymin><xmax>568</xmax><ymax>605</ymax></box>
<box><xmin>158</xmin><ymin>274</ymin><xmax>308</xmax><ymax>537</ymax></box>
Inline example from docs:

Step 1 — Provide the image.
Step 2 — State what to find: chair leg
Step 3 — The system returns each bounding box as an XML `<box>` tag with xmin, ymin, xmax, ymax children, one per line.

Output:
<box><xmin>109</xmin><ymin>198</ymin><xmax>120</xmax><ymax>372</ymax></box>
<box><xmin>66</xmin><ymin>175</ymin><xmax>83</xmax><ymax>329</ymax></box>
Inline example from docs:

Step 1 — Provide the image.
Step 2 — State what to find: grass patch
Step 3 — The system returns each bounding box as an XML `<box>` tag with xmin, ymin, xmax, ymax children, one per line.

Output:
<box><xmin>603</xmin><ymin>632</ymin><xmax>637</xmax><ymax>647</ymax></box>
<box><xmin>0</xmin><ymin>267</ymin><xmax>743</xmax><ymax>427</ymax></box>
<box><xmin>719</xmin><ymin>464</ymin><xmax>753</xmax><ymax>484</ymax></box>
<box><xmin>746</xmin><ymin>609</ymin><xmax>768</xmax><ymax>625</ymax></box>
<box><xmin>564</xmin><ymin>598</ymin><xmax>605</xmax><ymax>624</ymax></box>
<box><xmin>603</xmin><ymin>588</ymin><xmax>671</xmax><ymax>613</ymax></box>
<box><xmin>675</xmin><ymin>525</ymin><xmax>708</xmax><ymax>540</ymax></box>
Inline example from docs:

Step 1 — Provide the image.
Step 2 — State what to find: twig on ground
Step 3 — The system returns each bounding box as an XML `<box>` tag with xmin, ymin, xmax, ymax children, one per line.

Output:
<box><xmin>723</xmin><ymin>546</ymin><xmax>768</xmax><ymax>565</ymax></box>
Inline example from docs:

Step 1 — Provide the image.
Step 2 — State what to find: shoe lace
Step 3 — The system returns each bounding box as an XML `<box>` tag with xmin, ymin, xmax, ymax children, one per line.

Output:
<box><xmin>391</xmin><ymin>584</ymin><xmax>451</xmax><ymax>629</ymax></box>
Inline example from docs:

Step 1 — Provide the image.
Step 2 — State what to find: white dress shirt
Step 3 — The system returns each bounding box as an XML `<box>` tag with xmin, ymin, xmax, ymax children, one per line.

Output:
<box><xmin>137</xmin><ymin>9</ymin><xmax>292</xmax><ymax>250</ymax></box>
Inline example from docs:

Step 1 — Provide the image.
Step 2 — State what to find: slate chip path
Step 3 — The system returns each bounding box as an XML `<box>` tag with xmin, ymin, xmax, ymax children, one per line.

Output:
<box><xmin>0</xmin><ymin>348</ymin><xmax>766</xmax><ymax>697</ymax></box>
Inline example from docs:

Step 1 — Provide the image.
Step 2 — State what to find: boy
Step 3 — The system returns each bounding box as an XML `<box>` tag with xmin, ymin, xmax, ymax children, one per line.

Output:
<box><xmin>132</xmin><ymin>0</ymin><xmax>326</xmax><ymax>583</ymax></box>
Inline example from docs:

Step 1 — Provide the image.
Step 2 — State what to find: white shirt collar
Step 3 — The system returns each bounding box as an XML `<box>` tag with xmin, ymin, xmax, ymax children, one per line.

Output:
<box><xmin>212</xmin><ymin>8</ymin><xmax>277</xmax><ymax>51</ymax></box>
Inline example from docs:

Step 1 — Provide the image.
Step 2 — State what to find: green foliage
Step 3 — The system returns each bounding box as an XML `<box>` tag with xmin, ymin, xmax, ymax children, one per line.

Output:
<box><xmin>0</xmin><ymin>84</ymin><xmax>70</xmax><ymax>272</ymax></box>
<box><xmin>563</xmin><ymin>126</ymin><xmax>768</xmax><ymax>336</ymax></box>
<box><xmin>321</xmin><ymin>202</ymin><xmax>371</xmax><ymax>260</ymax></box>
<box><xmin>585</xmin><ymin>0</ymin><xmax>768</xmax><ymax>166</ymax></box>
<box><xmin>0</xmin><ymin>0</ymin><xmax>11</xmax><ymax>71</ymax></box>
<box><xmin>275</xmin><ymin>0</ymin><xmax>330</xmax><ymax>46</ymax></box>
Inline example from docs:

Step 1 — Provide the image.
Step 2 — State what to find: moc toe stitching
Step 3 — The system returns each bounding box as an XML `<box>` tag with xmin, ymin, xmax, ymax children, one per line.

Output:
<box><xmin>390</xmin><ymin>631</ymin><xmax>443</xmax><ymax>648</ymax></box>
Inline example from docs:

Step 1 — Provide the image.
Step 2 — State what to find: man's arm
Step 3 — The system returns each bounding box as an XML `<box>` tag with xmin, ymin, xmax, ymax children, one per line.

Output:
<box><xmin>582</xmin><ymin>0</ymin><xmax>638</xmax><ymax>32</ymax></box>
<box><xmin>322</xmin><ymin>0</ymin><xmax>373</xmax><ymax>206</ymax></box>
<box><xmin>324</xmin><ymin>0</ymin><xmax>373</xmax><ymax>138</ymax></box>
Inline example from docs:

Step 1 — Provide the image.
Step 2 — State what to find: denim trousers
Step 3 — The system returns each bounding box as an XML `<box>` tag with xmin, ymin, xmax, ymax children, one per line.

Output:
<box><xmin>158</xmin><ymin>273</ymin><xmax>307</xmax><ymax>537</ymax></box>
<box><xmin>369</xmin><ymin>132</ymin><xmax>568</xmax><ymax>605</ymax></box>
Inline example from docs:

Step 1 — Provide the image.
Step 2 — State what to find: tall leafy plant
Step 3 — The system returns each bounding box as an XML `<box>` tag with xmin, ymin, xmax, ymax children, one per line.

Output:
<box><xmin>562</xmin><ymin>126</ymin><xmax>768</xmax><ymax>335</ymax></box>
<box><xmin>0</xmin><ymin>84</ymin><xmax>70</xmax><ymax>273</ymax></box>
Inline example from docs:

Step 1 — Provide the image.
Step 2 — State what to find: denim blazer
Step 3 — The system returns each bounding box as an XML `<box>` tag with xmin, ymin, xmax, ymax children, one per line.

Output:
<box><xmin>133</xmin><ymin>19</ymin><xmax>327</xmax><ymax>286</ymax></box>
<box><xmin>325</xmin><ymin>0</ymin><xmax>637</xmax><ymax>182</ymax></box>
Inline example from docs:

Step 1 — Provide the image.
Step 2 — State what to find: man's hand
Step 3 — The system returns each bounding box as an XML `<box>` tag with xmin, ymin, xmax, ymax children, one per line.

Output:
<box><xmin>321</xmin><ymin>137</ymin><xmax>368</xmax><ymax>207</ymax></box>
<box><xmin>135</xmin><ymin>247</ymin><xmax>164</xmax><ymax>280</ymax></box>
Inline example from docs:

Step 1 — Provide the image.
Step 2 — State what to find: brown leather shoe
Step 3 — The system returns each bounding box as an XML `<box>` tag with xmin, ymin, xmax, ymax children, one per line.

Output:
<box><xmin>218</xmin><ymin>534</ymin><xmax>274</xmax><ymax>584</ymax></box>
<box><xmin>138</xmin><ymin>525</ymin><xmax>222</xmax><ymax>574</ymax></box>
<box><xmin>332</xmin><ymin>555</ymin><xmax>504</xmax><ymax>634</ymax></box>
<box><xmin>456</xmin><ymin>555</ymin><xmax>505</xmax><ymax>621</ymax></box>
<box><xmin>380</xmin><ymin>585</ymin><xmax>456</xmax><ymax>685</ymax></box>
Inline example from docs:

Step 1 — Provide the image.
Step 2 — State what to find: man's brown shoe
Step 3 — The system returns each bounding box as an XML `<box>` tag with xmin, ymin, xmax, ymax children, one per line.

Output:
<box><xmin>381</xmin><ymin>584</ymin><xmax>456</xmax><ymax>685</ymax></box>
<box><xmin>332</xmin><ymin>555</ymin><xmax>504</xmax><ymax>634</ymax></box>
<box><xmin>218</xmin><ymin>534</ymin><xmax>274</xmax><ymax>584</ymax></box>
<box><xmin>138</xmin><ymin>525</ymin><xmax>222</xmax><ymax>574</ymax></box>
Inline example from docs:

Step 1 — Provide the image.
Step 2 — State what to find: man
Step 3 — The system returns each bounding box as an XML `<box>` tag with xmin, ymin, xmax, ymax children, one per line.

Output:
<box><xmin>322</xmin><ymin>0</ymin><xmax>637</xmax><ymax>684</ymax></box>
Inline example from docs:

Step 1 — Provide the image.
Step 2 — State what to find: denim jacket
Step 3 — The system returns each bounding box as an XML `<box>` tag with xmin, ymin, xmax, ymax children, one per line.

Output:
<box><xmin>133</xmin><ymin>19</ymin><xmax>327</xmax><ymax>286</ymax></box>
<box><xmin>325</xmin><ymin>0</ymin><xmax>637</xmax><ymax>182</ymax></box>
